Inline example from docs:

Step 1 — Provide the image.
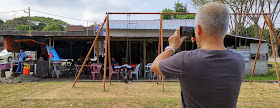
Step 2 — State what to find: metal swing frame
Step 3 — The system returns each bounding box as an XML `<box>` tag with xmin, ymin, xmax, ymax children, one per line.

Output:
<box><xmin>72</xmin><ymin>12</ymin><xmax>280</xmax><ymax>92</ymax></box>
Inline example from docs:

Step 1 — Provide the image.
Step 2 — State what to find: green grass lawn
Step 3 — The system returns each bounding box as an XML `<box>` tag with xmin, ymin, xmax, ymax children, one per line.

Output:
<box><xmin>244</xmin><ymin>69</ymin><xmax>279</xmax><ymax>80</ymax></box>
<box><xmin>0</xmin><ymin>82</ymin><xmax>279</xmax><ymax>108</ymax></box>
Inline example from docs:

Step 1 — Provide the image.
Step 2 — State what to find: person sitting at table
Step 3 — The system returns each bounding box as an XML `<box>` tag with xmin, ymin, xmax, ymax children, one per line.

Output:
<box><xmin>111</xmin><ymin>57</ymin><xmax>117</xmax><ymax>65</ymax></box>
<box><xmin>78</xmin><ymin>55</ymin><xmax>85</xmax><ymax>64</ymax></box>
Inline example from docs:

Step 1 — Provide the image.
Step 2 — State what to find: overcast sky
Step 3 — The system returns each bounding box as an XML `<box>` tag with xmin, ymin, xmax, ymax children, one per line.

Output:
<box><xmin>0</xmin><ymin>0</ymin><xmax>279</xmax><ymax>27</ymax></box>
<box><xmin>0</xmin><ymin>0</ymin><xmax>197</xmax><ymax>26</ymax></box>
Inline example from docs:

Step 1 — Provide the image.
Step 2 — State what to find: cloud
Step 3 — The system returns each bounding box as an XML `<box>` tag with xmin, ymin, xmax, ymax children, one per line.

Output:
<box><xmin>0</xmin><ymin>0</ymin><xmax>136</xmax><ymax>26</ymax></box>
<box><xmin>0</xmin><ymin>0</ymin><xmax>203</xmax><ymax>26</ymax></box>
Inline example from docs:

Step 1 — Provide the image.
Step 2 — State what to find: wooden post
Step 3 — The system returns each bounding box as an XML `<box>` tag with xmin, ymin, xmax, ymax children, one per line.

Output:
<box><xmin>72</xmin><ymin>16</ymin><xmax>107</xmax><ymax>87</ymax></box>
<box><xmin>143</xmin><ymin>41</ymin><xmax>147</xmax><ymax>78</ymax></box>
<box><xmin>70</xmin><ymin>40</ymin><xmax>73</xmax><ymax>58</ymax></box>
<box><xmin>157</xmin><ymin>14</ymin><xmax>162</xmax><ymax>84</ymax></box>
<box><xmin>48</xmin><ymin>37</ymin><xmax>52</xmax><ymax>74</ymax></box>
<box><xmin>250</xmin><ymin>15</ymin><xmax>280</xmax><ymax>91</ymax></box>
<box><xmin>96</xmin><ymin>39</ymin><xmax>100</xmax><ymax>64</ymax></box>
<box><xmin>265</xmin><ymin>15</ymin><xmax>280</xmax><ymax>89</ymax></box>
<box><xmin>103</xmin><ymin>14</ymin><xmax>109</xmax><ymax>91</ymax></box>
<box><xmin>250</xmin><ymin>20</ymin><xmax>266</xmax><ymax>84</ymax></box>
<box><xmin>107</xmin><ymin>15</ymin><xmax>112</xmax><ymax>85</ymax></box>
<box><xmin>160</xmin><ymin>14</ymin><xmax>164</xmax><ymax>91</ymax></box>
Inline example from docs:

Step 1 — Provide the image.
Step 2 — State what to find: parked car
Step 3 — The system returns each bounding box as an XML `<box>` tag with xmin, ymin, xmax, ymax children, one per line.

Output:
<box><xmin>0</xmin><ymin>49</ymin><xmax>17</xmax><ymax>63</ymax></box>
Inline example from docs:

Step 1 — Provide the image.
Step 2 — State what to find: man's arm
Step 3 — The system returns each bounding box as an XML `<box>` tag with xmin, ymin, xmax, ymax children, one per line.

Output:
<box><xmin>151</xmin><ymin>49</ymin><xmax>174</xmax><ymax>75</ymax></box>
<box><xmin>151</xmin><ymin>27</ymin><xmax>187</xmax><ymax>76</ymax></box>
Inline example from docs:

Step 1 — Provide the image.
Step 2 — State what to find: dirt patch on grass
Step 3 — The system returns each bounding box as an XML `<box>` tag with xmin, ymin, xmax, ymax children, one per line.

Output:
<box><xmin>25</xmin><ymin>82</ymin><xmax>181</xmax><ymax>99</ymax></box>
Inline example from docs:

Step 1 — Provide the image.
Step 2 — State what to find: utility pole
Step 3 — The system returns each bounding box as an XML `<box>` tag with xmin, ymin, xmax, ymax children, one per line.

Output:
<box><xmin>87</xmin><ymin>22</ymin><xmax>88</xmax><ymax>36</ymax></box>
<box><xmin>28</xmin><ymin>7</ymin><xmax>31</xmax><ymax>36</ymax></box>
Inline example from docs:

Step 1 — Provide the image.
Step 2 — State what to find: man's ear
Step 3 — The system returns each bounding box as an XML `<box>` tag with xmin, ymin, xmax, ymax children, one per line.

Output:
<box><xmin>197</xmin><ymin>24</ymin><xmax>202</xmax><ymax>35</ymax></box>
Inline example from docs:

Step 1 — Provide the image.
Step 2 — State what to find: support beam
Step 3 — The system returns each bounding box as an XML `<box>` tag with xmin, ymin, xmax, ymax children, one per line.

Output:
<box><xmin>70</xmin><ymin>40</ymin><xmax>73</xmax><ymax>58</ymax></box>
<box><xmin>108</xmin><ymin>15</ymin><xmax>112</xmax><ymax>85</ymax></box>
<box><xmin>160</xmin><ymin>14</ymin><xmax>164</xmax><ymax>91</ymax></box>
<box><xmin>157</xmin><ymin>14</ymin><xmax>162</xmax><ymax>83</ymax></box>
<box><xmin>265</xmin><ymin>15</ymin><xmax>280</xmax><ymax>90</ymax></box>
<box><xmin>103</xmin><ymin>14</ymin><xmax>109</xmax><ymax>91</ymax></box>
<box><xmin>48</xmin><ymin>37</ymin><xmax>52</xmax><ymax>75</ymax></box>
<box><xmin>250</xmin><ymin>20</ymin><xmax>266</xmax><ymax>84</ymax></box>
<box><xmin>72</xmin><ymin>16</ymin><xmax>107</xmax><ymax>88</ymax></box>
<box><xmin>96</xmin><ymin>39</ymin><xmax>100</xmax><ymax>64</ymax></box>
<box><xmin>143</xmin><ymin>40</ymin><xmax>147</xmax><ymax>78</ymax></box>
<box><xmin>239</xmin><ymin>38</ymin><xmax>241</xmax><ymax>48</ymax></box>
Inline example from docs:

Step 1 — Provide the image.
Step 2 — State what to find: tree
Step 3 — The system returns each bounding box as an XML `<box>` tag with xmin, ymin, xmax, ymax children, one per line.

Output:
<box><xmin>1</xmin><ymin>20</ymin><xmax>17</xmax><ymax>30</ymax></box>
<box><xmin>161</xmin><ymin>2</ymin><xmax>195</xmax><ymax>19</ymax></box>
<box><xmin>192</xmin><ymin>0</ymin><xmax>280</xmax><ymax>56</ymax></box>
<box><xmin>32</xmin><ymin>23</ymin><xmax>46</xmax><ymax>31</ymax></box>
<box><xmin>162</xmin><ymin>8</ymin><xmax>174</xmax><ymax>19</ymax></box>
<box><xmin>191</xmin><ymin>0</ymin><xmax>280</xmax><ymax>38</ymax></box>
<box><xmin>16</xmin><ymin>25</ymin><xmax>29</xmax><ymax>30</ymax></box>
<box><xmin>0</xmin><ymin>19</ymin><xmax>4</xmax><ymax>28</ymax></box>
<box><xmin>42</xmin><ymin>24</ymin><xmax>62</xmax><ymax>31</ymax></box>
<box><xmin>1</xmin><ymin>16</ymin><xmax>69</xmax><ymax>31</ymax></box>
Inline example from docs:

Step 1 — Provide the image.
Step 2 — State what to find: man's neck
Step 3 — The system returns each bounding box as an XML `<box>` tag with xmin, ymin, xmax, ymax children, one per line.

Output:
<box><xmin>200</xmin><ymin>37</ymin><xmax>226</xmax><ymax>50</ymax></box>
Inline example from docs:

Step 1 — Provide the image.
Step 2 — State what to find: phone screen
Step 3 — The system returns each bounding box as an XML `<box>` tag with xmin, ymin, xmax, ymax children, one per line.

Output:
<box><xmin>180</xmin><ymin>26</ymin><xmax>194</xmax><ymax>38</ymax></box>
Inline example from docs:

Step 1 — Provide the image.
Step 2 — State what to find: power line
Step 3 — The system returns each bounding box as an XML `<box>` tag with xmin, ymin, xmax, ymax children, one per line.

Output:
<box><xmin>0</xmin><ymin>9</ymin><xmax>26</xmax><ymax>14</ymax></box>
<box><xmin>31</xmin><ymin>9</ymin><xmax>101</xmax><ymax>23</ymax></box>
<box><xmin>0</xmin><ymin>8</ymin><xmax>103</xmax><ymax>25</ymax></box>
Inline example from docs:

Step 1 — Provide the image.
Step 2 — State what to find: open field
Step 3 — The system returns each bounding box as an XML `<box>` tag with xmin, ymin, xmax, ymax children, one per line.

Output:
<box><xmin>0</xmin><ymin>82</ymin><xmax>279</xmax><ymax>108</ymax></box>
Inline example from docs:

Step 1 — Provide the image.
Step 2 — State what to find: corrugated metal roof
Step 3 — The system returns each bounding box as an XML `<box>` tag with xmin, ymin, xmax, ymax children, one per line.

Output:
<box><xmin>104</xmin><ymin>19</ymin><xmax>195</xmax><ymax>30</ymax></box>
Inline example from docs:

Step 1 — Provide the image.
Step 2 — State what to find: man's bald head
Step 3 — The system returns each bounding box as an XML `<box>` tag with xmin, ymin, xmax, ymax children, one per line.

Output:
<box><xmin>195</xmin><ymin>2</ymin><xmax>229</xmax><ymax>37</ymax></box>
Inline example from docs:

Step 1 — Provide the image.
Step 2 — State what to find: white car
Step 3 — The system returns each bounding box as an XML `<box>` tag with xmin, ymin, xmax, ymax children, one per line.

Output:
<box><xmin>0</xmin><ymin>49</ymin><xmax>17</xmax><ymax>63</ymax></box>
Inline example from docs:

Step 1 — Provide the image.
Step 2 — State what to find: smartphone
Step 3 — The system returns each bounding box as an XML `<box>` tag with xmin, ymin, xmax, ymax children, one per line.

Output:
<box><xmin>180</xmin><ymin>26</ymin><xmax>195</xmax><ymax>38</ymax></box>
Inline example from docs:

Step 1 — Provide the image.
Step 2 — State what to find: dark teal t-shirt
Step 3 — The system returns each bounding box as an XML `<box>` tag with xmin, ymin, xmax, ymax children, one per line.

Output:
<box><xmin>159</xmin><ymin>49</ymin><xmax>245</xmax><ymax>108</ymax></box>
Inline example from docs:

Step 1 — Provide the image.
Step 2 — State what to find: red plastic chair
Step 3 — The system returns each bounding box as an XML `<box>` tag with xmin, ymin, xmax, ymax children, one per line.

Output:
<box><xmin>90</xmin><ymin>63</ymin><xmax>102</xmax><ymax>80</ymax></box>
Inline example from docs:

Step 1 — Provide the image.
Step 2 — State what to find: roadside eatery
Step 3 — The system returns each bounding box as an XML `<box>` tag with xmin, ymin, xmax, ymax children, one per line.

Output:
<box><xmin>0</xmin><ymin>19</ymin><xmax>268</xmax><ymax>81</ymax></box>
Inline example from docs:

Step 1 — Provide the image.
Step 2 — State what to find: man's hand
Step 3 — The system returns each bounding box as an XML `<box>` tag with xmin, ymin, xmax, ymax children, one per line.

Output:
<box><xmin>151</xmin><ymin>26</ymin><xmax>188</xmax><ymax>76</ymax></box>
<box><xmin>169</xmin><ymin>27</ymin><xmax>188</xmax><ymax>50</ymax></box>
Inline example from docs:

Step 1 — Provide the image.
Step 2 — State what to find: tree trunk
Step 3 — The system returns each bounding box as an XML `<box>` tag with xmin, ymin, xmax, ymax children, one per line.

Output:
<box><xmin>254</xmin><ymin>23</ymin><xmax>260</xmax><ymax>38</ymax></box>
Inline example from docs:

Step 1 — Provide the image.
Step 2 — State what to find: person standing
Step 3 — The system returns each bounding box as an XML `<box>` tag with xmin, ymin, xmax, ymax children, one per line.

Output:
<box><xmin>151</xmin><ymin>2</ymin><xmax>245</xmax><ymax>108</ymax></box>
<box><xmin>16</xmin><ymin>50</ymin><xmax>27</xmax><ymax>74</ymax></box>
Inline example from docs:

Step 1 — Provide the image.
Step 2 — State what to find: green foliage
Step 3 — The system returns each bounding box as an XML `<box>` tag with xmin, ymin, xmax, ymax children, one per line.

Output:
<box><xmin>32</xmin><ymin>23</ymin><xmax>46</xmax><ymax>31</ymax></box>
<box><xmin>0</xmin><ymin>19</ymin><xmax>4</xmax><ymax>27</ymax></box>
<box><xmin>89</xmin><ymin>25</ymin><xmax>95</xmax><ymax>27</ymax></box>
<box><xmin>1</xmin><ymin>20</ymin><xmax>17</xmax><ymax>30</ymax></box>
<box><xmin>162</xmin><ymin>8</ymin><xmax>174</xmax><ymax>19</ymax></box>
<box><xmin>241</xmin><ymin>25</ymin><xmax>258</xmax><ymax>37</ymax></box>
<box><xmin>1</xmin><ymin>16</ymin><xmax>69</xmax><ymax>31</ymax></box>
<box><xmin>42</xmin><ymin>24</ymin><xmax>63</xmax><ymax>31</ymax></box>
<box><xmin>16</xmin><ymin>25</ymin><xmax>29</xmax><ymax>30</ymax></box>
<box><xmin>174</xmin><ymin>2</ymin><xmax>186</xmax><ymax>12</ymax></box>
<box><xmin>161</xmin><ymin>2</ymin><xmax>195</xmax><ymax>19</ymax></box>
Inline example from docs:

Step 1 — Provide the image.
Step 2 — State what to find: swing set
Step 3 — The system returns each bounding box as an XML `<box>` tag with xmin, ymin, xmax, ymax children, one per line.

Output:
<box><xmin>72</xmin><ymin>12</ymin><xmax>280</xmax><ymax>92</ymax></box>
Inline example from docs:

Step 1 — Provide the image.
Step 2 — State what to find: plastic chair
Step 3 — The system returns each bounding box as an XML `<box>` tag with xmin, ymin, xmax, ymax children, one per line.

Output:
<box><xmin>90</xmin><ymin>64</ymin><xmax>102</xmax><ymax>80</ymax></box>
<box><xmin>74</xmin><ymin>64</ymin><xmax>81</xmax><ymax>77</ymax></box>
<box><xmin>110</xmin><ymin>66</ymin><xmax>119</xmax><ymax>80</ymax></box>
<box><xmin>144</xmin><ymin>63</ymin><xmax>153</xmax><ymax>79</ymax></box>
<box><xmin>52</xmin><ymin>62</ymin><xmax>61</xmax><ymax>78</ymax></box>
<box><xmin>129</xmin><ymin>64</ymin><xmax>141</xmax><ymax>80</ymax></box>
<box><xmin>153</xmin><ymin>73</ymin><xmax>162</xmax><ymax>81</ymax></box>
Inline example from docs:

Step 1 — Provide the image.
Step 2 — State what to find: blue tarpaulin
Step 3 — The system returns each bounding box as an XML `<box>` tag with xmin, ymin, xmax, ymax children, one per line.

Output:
<box><xmin>46</xmin><ymin>46</ymin><xmax>60</xmax><ymax>62</ymax></box>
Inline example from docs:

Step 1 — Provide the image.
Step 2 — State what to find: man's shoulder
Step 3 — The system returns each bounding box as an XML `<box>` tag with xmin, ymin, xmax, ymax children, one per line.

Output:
<box><xmin>227</xmin><ymin>50</ymin><xmax>245</xmax><ymax>60</ymax></box>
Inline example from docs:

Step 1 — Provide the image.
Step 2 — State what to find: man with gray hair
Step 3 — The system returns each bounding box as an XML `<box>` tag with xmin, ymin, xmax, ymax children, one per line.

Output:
<box><xmin>151</xmin><ymin>2</ymin><xmax>244</xmax><ymax>108</ymax></box>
